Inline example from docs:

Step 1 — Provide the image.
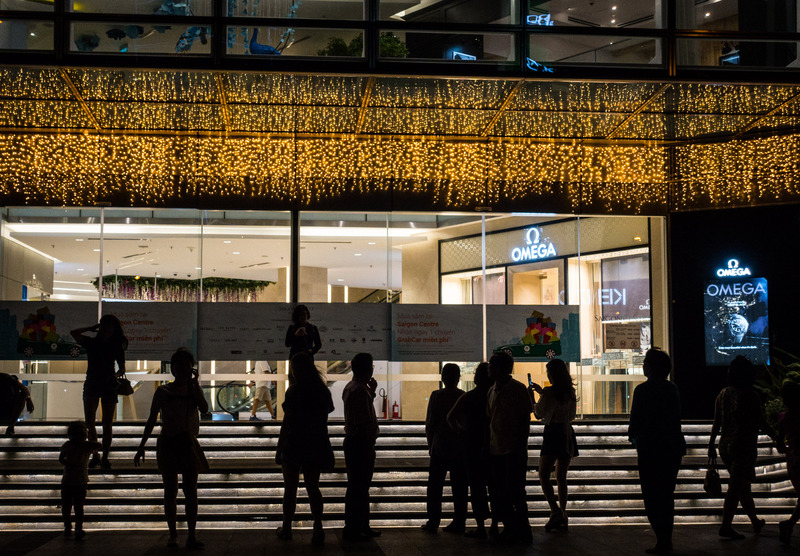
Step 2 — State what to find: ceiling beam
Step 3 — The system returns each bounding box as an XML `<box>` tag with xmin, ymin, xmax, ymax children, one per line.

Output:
<box><xmin>603</xmin><ymin>83</ymin><xmax>671</xmax><ymax>140</ymax></box>
<box><xmin>58</xmin><ymin>68</ymin><xmax>102</xmax><ymax>132</ymax></box>
<box><xmin>480</xmin><ymin>80</ymin><xmax>524</xmax><ymax>137</ymax></box>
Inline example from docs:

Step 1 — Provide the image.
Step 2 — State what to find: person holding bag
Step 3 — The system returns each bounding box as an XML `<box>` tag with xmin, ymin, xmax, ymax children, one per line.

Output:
<box><xmin>134</xmin><ymin>348</ymin><xmax>208</xmax><ymax>549</ymax></box>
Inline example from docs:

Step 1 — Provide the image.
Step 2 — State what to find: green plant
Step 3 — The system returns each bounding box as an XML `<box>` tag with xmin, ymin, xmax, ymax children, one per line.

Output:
<box><xmin>317</xmin><ymin>32</ymin><xmax>409</xmax><ymax>58</ymax></box>
<box><xmin>754</xmin><ymin>348</ymin><xmax>800</xmax><ymax>436</ymax></box>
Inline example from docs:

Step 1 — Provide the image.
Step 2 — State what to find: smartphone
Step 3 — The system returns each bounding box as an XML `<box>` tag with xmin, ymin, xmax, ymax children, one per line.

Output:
<box><xmin>527</xmin><ymin>373</ymin><xmax>533</xmax><ymax>387</ymax></box>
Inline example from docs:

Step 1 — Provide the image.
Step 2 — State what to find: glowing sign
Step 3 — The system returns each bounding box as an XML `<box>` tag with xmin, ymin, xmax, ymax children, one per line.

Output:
<box><xmin>511</xmin><ymin>227</ymin><xmax>557</xmax><ymax>262</ymax></box>
<box><xmin>527</xmin><ymin>14</ymin><xmax>555</xmax><ymax>26</ymax></box>
<box><xmin>716</xmin><ymin>259</ymin><xmax>751</xmax><ymax>278</ymax></box>
<box><xmin>451</xmin><ymin>51</ymin><xmax>477</xmax><ymax>61</ymax></box>
<box><xmin>526</xmin><ymin>57</ymin><xmax>554</xmax><ymax>73</ymax></box>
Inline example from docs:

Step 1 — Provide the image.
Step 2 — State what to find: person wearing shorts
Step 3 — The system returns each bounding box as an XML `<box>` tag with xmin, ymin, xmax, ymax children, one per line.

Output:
<box><xmin>250</xmin><ymin>360</ymin><xmax>275</xmax><ymax>420</ymax></box>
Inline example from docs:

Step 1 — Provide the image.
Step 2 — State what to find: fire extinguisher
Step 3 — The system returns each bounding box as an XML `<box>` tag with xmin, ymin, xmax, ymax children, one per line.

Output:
<box><xmin>392</xmin><ymin>400</ymin><xmax>400</xmax><ymax>419</ymax></box>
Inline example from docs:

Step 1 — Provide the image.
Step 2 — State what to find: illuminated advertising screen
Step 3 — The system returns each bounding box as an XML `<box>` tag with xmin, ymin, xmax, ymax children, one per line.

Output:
<box><xmin>704</xmin><ymin>276</ymin><xmax>769</xmax><ymax>366</ymax></box>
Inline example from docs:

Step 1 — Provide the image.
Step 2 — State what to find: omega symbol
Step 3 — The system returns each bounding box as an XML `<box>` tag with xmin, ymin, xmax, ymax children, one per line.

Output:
<box><xmin>525</xmin><ymin>227</ymin><xmax>541</xmax><ymax>245</ymax></box>
<box><xmin>728</xmin><ymin>259</ymin><xmax>739</xmax><ymax>269</ymax></box>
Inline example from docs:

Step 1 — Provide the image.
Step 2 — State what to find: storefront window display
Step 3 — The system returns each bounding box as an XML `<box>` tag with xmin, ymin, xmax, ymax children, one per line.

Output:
<box><xmin>0</xmin><ymin>208</ymin><xmax>666</xmax><ymax>421</ymax></box>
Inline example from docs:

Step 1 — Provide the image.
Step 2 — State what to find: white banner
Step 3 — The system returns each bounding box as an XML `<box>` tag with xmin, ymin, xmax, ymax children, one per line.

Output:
<box><xmin>391</xmin><ymin>304</ymin><xmax>482</xmax><ymax>361</ymax></box>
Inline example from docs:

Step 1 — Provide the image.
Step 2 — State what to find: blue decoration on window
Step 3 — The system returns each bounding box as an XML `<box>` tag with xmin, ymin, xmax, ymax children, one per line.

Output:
<box><xmin>526</xmin><ymin>57</ymin><xmax>554</xmax><ymax>73</ymax></box>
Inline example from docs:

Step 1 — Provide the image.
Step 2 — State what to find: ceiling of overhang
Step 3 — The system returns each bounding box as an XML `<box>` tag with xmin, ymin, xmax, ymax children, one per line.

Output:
<box><xmin>2</xmin><ymin>67</ymin><xmax>800</xmax><ymax>143</ymax></box>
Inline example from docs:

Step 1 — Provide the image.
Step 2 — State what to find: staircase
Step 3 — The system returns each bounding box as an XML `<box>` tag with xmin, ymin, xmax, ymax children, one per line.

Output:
<box><xmin>0</xmin><ymin>420</ymin><xmax>791</xmax><ymax>531</ymax></box>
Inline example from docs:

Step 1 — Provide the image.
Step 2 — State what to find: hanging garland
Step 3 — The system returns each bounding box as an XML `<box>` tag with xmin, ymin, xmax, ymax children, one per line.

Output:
<box><xmin>91</xmin><ymin>275</ymin><xmax>275</xmax><ymax>302</ymax></box>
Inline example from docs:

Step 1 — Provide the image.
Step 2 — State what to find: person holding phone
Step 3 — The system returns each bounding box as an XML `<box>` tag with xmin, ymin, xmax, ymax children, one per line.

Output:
<box><xmin>285</xmin><ymin>304</ymin><xmax>322</xmax><ymax>361</ymax></box>
<box><xmin>135</xmin><ymin>348</ymin><xmax>209</xmax><ymax>549</ymax></box>
<box><xmin>71</xmin><ymin>314</ymin><xmax>128</xmax><ymax>470</ymax></box>
<box><xmin>530</xmin><ymin>359</ymin><xmax>578</xmax><ymax>532</ymax></box>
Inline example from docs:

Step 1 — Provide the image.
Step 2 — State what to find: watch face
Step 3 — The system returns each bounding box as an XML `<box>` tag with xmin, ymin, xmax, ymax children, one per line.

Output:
<box><xmin>728</xmin><ymin>314</ymin><xmax>749</xmax><ymax>336</ymax></box>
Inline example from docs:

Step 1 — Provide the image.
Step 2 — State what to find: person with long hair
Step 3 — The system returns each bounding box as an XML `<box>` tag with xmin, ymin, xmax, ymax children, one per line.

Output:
<box><xmin>71</xmin><ymin>314</ymin><xmax>128</xmax><ymax>470</ymax></box>
<box><xmin>285</xmin><ymin>304</ymin><xmax>322</xmax><ymax>360</ymax></box>
<box><xmin>531</xmin><ymin>358</ymin><xmax>578</xmax><ymax>532</ymax></box>
<box><xmin>708</xmin><ymin>355</ymin><xmax>771</xmax><ymax>540</ymax></box>
<box><xmin>275</xmin><ymin>352</ymin><xmax>334</xmax><ymax>545</ymax></box>
<box><xmin>135</xmin><ymin>348</ymin><xmax>208</xmax><ymax>549</ymax></box>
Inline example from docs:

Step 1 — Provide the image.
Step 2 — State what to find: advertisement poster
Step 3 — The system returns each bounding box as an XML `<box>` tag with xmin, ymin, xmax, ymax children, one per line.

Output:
<box><xmin>704</xmin><ymin>277</ymin><xmax>769</xmax><ymax>366</ymax></box>
<box><xmin>487</xmin><ymin>305</ymin><xmax>580</xmax><ymax>362</ymax></box>
<box><xmin>197</xmin><ymin>303</ymin><xmax>391</xmax><ymax>362</ymax></box>
<box><xmin>600</xmin><ymin>278</ymin><xmax>651</xmax><ymax>322</ymax></box>
<box><xmin>392</xmin><ymin>305</ymin><xmax>482</xmax><ymax>361</ymax></box>
<box><xmin>604</xmin><ymin>322</ymin><xmax>650</xmax><ymax>350</ymax></box>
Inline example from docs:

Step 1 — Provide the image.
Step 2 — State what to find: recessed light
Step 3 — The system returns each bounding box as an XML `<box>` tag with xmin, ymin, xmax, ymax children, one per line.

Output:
<box><xmin>76</xmin><ymin>268</ymin><xmax>84</xmax><ymax>271</ymax></box>
<box><xmin>705</xmin><ymin>12</ymin><xmax>711</xmax><ymax>17</ymax></box>
<box><xmin>611</xmin><ymin>19</ymin><xmax>616</xmax><ymax>23</ymax></box>
<box><xmin>232</xmin><ymin>251</ymin><xmax>240</xmax><ymax>255</ymax></box>
<box><xmin>633</xmin><ymin>236</ymin><xmax>642</xmax><ymax>242</ymax></box>
<box><xmin>368</xmin><ymin>242</ymin><xmax>376</xmax><ymax>245</ymax></box>
<box><xmin>93</xmin><ymin>248</ymin><xmax>100</xmax><ymax>252</ymax></box>
<box><xmin>29</xmin><ymin>32</ymin><xmax>35</xmax><ymax>37</ymax></box>
<box><xmin>354</xmin><ymin>253</ymin><xmax>362</xmax><ymax>257</ymax></box>
<box><xmin>224</xmin><ymin>240</ymin><xmax>231</xmax><ymax>244</ymax></box>
<box><xmin>156</xmin><ymin>274</ymin><xmax>161</xmax><ymax>277</ymax></box>
<box><xmin>612</xmin><ymin>5</ymin><xmax>617</xmax><ymax>10</ymax></box>
<box><xmin>337</xmin><ymin>278</ymin><xmax>344</xmax><ymax>282</ymax></box>
<box><xmin>75</xmin><ymin>238</ymin><xmax>84</xmax><ymax>242</ymax></box>
<box><xmin>195</xmin><ymin>267</ymin><xmax>201</xmax><ymax>270</ymax></box>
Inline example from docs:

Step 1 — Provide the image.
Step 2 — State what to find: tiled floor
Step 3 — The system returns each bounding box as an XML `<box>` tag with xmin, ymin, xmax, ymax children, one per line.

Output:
<box><xmin>0</xmin><ymin>524</ymin><xmax>793</xmax><ymax>556</ymax></box>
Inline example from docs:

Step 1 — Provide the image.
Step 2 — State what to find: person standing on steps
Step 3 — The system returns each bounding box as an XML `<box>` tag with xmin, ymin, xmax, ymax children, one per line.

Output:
<box><xmin>275</xmin><ymin>352</ymin><xmax>334</xmax><ymax>545</ymax></box>
<box><xmin>342</xmin><ymin>352</ymin><xmax>381</xmax><ymax>542</ymax></box>
<box><xmin>285</xmin><ymin>304</ymin><xmax>321</xmax><ymax>361</ymax></box>
<box><xmin>249</xmin><ymin>360</ymin><xmax>276</xmax><ymax>420</ymax></box>
<box><xmin>135</xmin><ymin>348</ymin><xmax>208</xmax><ymax>550</ymax></box>
<box><xmin>486</xmin><ymin>351</ymin><xmax>533</xmax><ymax>544</ymax></box>
<box><xmin>708</xmin><ymin>355</ymin><xmax>771</xmax><ymax>541</ymax></box>
<box><xmin>0</xmin><ymin>373</ymin><xmax>34</xmax><ymax>436</ymax></box>
<box><xmin>421</xmin><ymin>363</ymin><xmax>467</xmax><ymax>534</ymax></box>
<box><xmin>531</xmin><ymin>358</ymin><xmax>578</xmax><ymax>533</ymax></box>
<box><xmin>628</xmin><ymin>348</ymin><xmax>686</xmax><ymax>555</ymax></box>
<box><xmin>71</xmin><ymin>314</ymin><xmax>128</xmax><ymax>470</ymax></box>
<box><xmin>447</xmin><ymin>362</ymin><xmax>497</xmax><ymax>539</ymax></box>
<box><xmin>59</xmin><ymin>420</ymin><xmax>101</xmax><ymax>540</ymax></box>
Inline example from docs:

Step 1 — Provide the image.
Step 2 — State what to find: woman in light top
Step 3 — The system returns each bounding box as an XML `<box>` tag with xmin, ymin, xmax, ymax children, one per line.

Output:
<box><xmin>531</xmin><ymin>358</ymin><xmax>578</xmax><ymax>532</ymax></box>
<box><xmin>135</xmin><ymin>348</ymin><xmax>209</xmax><ymax>549</ymax></box>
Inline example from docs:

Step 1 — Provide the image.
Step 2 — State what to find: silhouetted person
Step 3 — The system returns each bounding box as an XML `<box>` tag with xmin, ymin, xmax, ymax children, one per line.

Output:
<box><xmin>71</xmin><ymin>314</ymin><xmax>128</xmax><ymax>470</ymax></box>
<box><xmin>708</xmin><ymin>355</ymin><xmax>771</xmax><ymax>540</ymax></box>
<box><xmin>59</xmin><ymin>420</ymin><xmax>101</xmax><ymax>540</ymax></box>
<box><xmin>0</xmin><ymin>373</ymin><xmax>34</xmax><ymax>435</ymax></box>
<box><xmin>421</xmin><ymin>363</ymin><xmax>467</xmax><ymax>534</ymax></box>
<box><xmin>249</xmin><ymin>360</ymin><xmax>275</xmax><ymax>420</ymax></box>
<box><xmin>531</xmin><ymin>358</ymin><xmax>578</xmax><ymax>532</ymax></box>
<box><xmin>342</xmin><ymin>352</ymin><xmax>380</xmax><ymax>542</ymax></box>
<box><xmin>629</xmin><ymin>348</ymin><xmax>686</xmax><ymax>555</ymax></box>
<box><xmin>487</xmin><ymin>351</ymin><xmax>533</xmax><ymax>544</ymax></box>
<box><xmin>135</xmin><ymin>348</ymin><xmax>208</xmax><ymax>549</ymax></box>
<box><xmin>285</xmin><ymin>304</ymin><xmax>321</xmax><ymax>360</ymax></box>
<box><xmin>275</xmin><ymin>353</ymin><xmax>334</xmax><ymax>545</ymax></box>
<box><xmin>447</xmin><ymin>361</ymin><xmax>496</xmax><ymax>538</ymax></box>
<box><xmin>777</xmin><ymin>380</ymin><xmax>800</xmax><ymax>545</ymax></box>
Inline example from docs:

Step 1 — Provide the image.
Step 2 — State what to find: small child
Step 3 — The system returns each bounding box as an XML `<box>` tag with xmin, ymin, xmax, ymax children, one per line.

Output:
<box><xmin>778</xmin><ymin>381</ymin><xmax>800</xmax><ymax>545</ymax></box>
<box><xmin>59</xmin><ymin>420</ymin><xmax>101</xmax><ymax>539</ymax></box>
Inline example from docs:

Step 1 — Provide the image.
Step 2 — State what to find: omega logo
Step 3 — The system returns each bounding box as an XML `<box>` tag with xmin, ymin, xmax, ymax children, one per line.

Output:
<box><xmin>511</xmin><ymin>227</ymin><xmax>557</xmax><ymax>262</ymax></box>
<box><xmin>716</xmin><ymin>259</ymin><xmax>752</xmax><ymax>278</ymax></box>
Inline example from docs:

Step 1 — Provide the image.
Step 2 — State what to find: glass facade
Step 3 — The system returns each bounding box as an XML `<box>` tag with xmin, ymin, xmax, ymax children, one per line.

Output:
<box><xmin>0</xmin><ymin>208</ymin><xmax>666</xmax><ymax>422</ymax></box>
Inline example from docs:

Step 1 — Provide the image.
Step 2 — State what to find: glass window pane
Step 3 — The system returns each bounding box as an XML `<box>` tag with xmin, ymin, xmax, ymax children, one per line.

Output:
<box><xmin>70</xmin><ymin>22</ymin><xmax>212</xmax><ymax>54</ymax></box>
<box><xmin>69</xmin><ymin>0</ymin><xmax>212</xmax><ymax>15</ymax></box>
<box><xmin>226</xmin><ymin>27</ymin><xmax>364</xmax><ymax>57</ymax></box>
<box><xmin>528</xmin><ymin>0</ymin><xmax>663</xmax><ymax>29</ymax></box>
<box><xmin>227</xmin><ymin>0</ymin><xmax>365</xmax><ymax>20</ymax></box>
<box><xmin>380</xmin><ymin>30</ymin><xmax>516</xmax><ymax>62</ymax></box>
<box><xmin>1</xmin><ymin>0</ymin><xmax>53</xmax><ymax>11</ymax></box>
<box><xmin>0</xmin><ymin>19</ymin><xmax>53</xmax><ymax>50</ymax></box>
<box><xmin>529</xmin><ymin>34</ymin><xmax>661</xmax><ymax>66</ymax></box>
<box><xmin>381</xmin><ymin>0</ymin><xmax>519</xmax><ymax>24</ymax></box>
<box><xmin>678</xmin><ymin>39</ymin><xmax>800</xmax><ymax>69</ymax></box>
<box><xmin>676</xmin><ymin>0</ymin><xmax>798</xmax><ymax>32</ymax></box>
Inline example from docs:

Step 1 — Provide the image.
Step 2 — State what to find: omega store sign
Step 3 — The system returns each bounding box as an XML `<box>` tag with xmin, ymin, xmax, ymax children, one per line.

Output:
<box><xmin>704</xmin><ymin>259</ymin><xmax>769</xmax><ymax>366</ymax></box>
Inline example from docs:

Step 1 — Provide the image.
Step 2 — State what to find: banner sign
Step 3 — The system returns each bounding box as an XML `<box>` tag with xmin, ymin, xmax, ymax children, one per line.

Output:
<box><xmin>487</xmin><ymin>305</ymin><xmax>580</xmax><ymax>362</ymax></box>
<box><xmin>392</xmin><ymin>304</ymin><xmax>482</xmax><ymax>361</ymax></box>
<box><xmin>704</xmin><ymin>277</ymin><xmax>769</xmax><ymax>366</ymax></box>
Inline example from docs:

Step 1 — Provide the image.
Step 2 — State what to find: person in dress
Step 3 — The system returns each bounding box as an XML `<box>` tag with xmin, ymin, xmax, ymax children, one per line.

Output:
<box><xmin>59</xmin><ymin>420</ymin><xmax>101</xmax><ymax>540</ymax></box>
<box><xmin>71</xmin><ymin>314</ymin><xmax>128</xmax><ymax>469</ymax></box>
<box><xmin>708</xmin><ymin>355</ymin><xmax>772</xmax><ymax>540</ymax></box>
<box><xmin>275</xmin><ymin>352</ymin><xmax>334</xmax><ymax>545</ymax></box>
<box><xmin>135</xmin><ymin>348</ymin><xmax>208</xmax><ymax>549</ymax></box>
<box><xmin>531</xmin><ymin>358</ymin><xmax>578</xmax><ymax>532</ymax></box>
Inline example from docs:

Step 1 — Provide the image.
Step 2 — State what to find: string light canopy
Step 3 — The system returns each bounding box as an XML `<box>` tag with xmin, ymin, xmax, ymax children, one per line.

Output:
<box><xmin>0</xmin><ymin>67</ymin><xmax>799</xmax><ymax>213</ymax></box>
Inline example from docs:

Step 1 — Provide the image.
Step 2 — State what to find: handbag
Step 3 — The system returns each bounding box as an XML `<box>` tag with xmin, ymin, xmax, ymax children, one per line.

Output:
<box><xmin>704</xmin><ymin>456</ymin><xmax>722</xmax><ymax>496</ymax></box>
<box><xmin>116</xmin><ymin>374</ymin><xmax>134</xmax><ymax>396</ymax></box>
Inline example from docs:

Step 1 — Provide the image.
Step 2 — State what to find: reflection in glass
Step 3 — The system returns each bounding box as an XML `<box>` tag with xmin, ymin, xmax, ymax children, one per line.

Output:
<box><xmin>0</xmin><ymin>19</ymin><xmax>53</xmax><ymax>50</ymax></box>
<box><xmin>529</xmin><ymin>35</ymin><xmax>660</xmax><ymax>65</ymax></box>
<box><xmin>69</xmin><ymin>0</ymin><xmax>212</xmax><ymax>16</ymax></box>
<box><xmin>1</xmin><ymin>0</ymin><xmax>53</xmax><ymax>11</ymax></box>
<box><xmin>226</xmin><ymin>0</ymin><xmax>364</xmax><ymax>20</ymax></box>
<box><xmin>381</xmin><ymin>0</ymin><xmax>518</xmax><ymax>24</ymax></box>
<box><xmin>678</xmin><ymin>39</ymin><xmax>800</xmax><ymax>69</ymax></box>
<box><xmin>71</xmin><ymin>22</ymin><xmax>211</xmax><ymax>54</ymax></box>
<box><xmin>527</xmin><ymin>0</ymin><xmax>662</xmax><ymax>28</ymax></box>
<box><xmin>226</xmin><ymin>27</ymin><xmax>364</xmax><ymax>57</ymax></box>
<box><xmin>676</xmin><ymin>0</ymin><xmax>798</xmax><ymax>33</ymax></box>
<box><xmin>381</xmin><ymin>30</ymin><xmax>515</xmax><ymax>62</ymax></box>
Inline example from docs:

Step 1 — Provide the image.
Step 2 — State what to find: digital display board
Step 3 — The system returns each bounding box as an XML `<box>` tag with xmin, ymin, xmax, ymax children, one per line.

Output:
<box><xmin>704</xmin><ymin>276</ymin><xmax>769</xmax><ymax>366</ymax></box>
